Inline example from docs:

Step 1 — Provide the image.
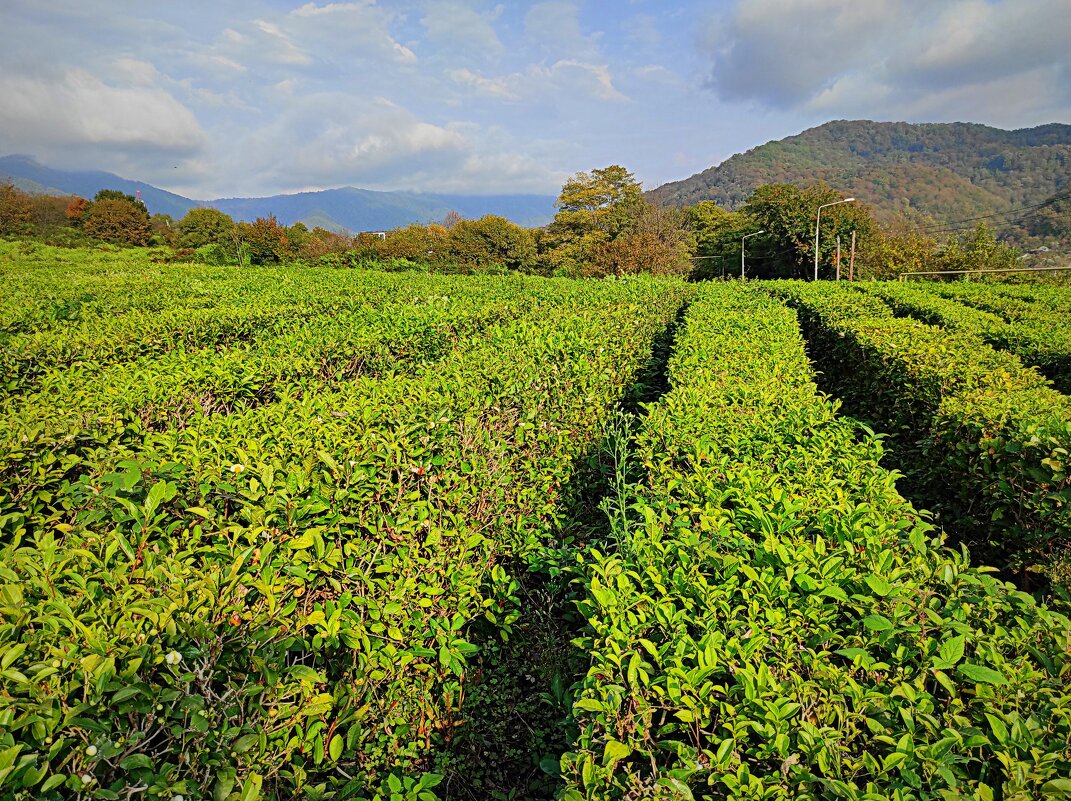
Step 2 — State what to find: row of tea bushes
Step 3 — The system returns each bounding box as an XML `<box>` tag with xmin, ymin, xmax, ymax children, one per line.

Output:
<box><xmin>0</xmin><ymin>261</ymin><xmax>562</xmax><ymax>396</ymax></box>
<box><xmin>560</xmin><ymin>283</ymin><xmax>1071</xmax><ymax>800</ymax></box>
<box><xmin>0</xmin><ymin>292</ymin><xmax>533</xmax><ymax>548</ymax></box>
<box><xmin>867</xmin><ymin>283</ymin><xmax>1071</xmax><ymax>394</ymax></box>
<box><xmin>0</xmin><ymin>241</ymin><xmax>453</xmax><ymax>336</ymax></box>
<box><xmin>0</xmin><ymin>264</ymin><xmax>692</xmax><ymax>799</ymax></box>
<box><xmin>930</xmin><ymin>283</ymin><xmax>1071</xmax><ymax>392</ymax></box>
<box><xmin>930</xmin><ymin>282</ymin><xmax>1071</xmax><ymax>323</ymax></box>
<box><xmin>770</xmin><ymin>281</ymin><xmax>1071</xmax><ymax>586</ymax></box>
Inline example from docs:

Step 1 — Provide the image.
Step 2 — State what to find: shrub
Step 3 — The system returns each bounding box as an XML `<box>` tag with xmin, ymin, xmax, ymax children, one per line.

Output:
<box><xmin>561</xmin><ymin>283</ymin><xmax>1071</xmax><ymax>799</ymax></box>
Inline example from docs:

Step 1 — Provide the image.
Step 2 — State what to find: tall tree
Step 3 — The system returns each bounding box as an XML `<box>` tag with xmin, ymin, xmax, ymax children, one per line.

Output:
<box><xmin>239</xmin><ymin>215</ymin><xmax>291</xmax><ymax>265</ymax></box>
<box><xmin>543</xmin><ymin>165</ymin><xmax>647</xmax><ymax>273</ymax></box>
<box><xmin>743</xmin><ymin>183</ymin><xmax>875</xmax><ymax>279</ymax></box>
<box><xmin>0</xmin><ymin>183</ymin><xmax>33</xmax><ymax>235</ymax></box>
<box><xmin>448</xmin><ymin>214</ymin><xmax>536</xmax><ymax>270</ymax></box>
<box><xmin>176</xmin><ymin>207</ymin><xmax>236</xmax><ymax>249</ymax></box>
<box><xmin>82</xmin><ymin>198</ymin><xmax>151</xmax><ymax>246</ymax></box>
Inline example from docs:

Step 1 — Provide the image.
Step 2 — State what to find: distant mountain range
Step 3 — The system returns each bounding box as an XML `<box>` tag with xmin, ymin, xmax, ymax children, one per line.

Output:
<box><xmin>649</xmin><ymin>120</ymin><xmax>1071</xmax><ymax>228</ymax></box>
<box><xmin>0</xmin><ymin>155</ymin><xmax>557</xmax><ymax>232</ymax></box>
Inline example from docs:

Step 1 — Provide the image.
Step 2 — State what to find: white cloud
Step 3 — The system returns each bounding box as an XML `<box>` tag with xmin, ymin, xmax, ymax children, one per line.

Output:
<box><xmin>633</xmin><ymin>64</ymin><xmax>681</xmax><ymax>86</ymax></box>
<box><xmin>701</xmin><ymin>0</ymin><xmax>1071</xmax><ymax>124</ymax></box>
<box><xmin>450</xmin><ymin>60</ymin><xmax>627</xmax><ymax>103</ymax></box>
<box><xmin>0</xmin><ymin>67</ymin><xmax>204</xmax><ymax>152</ymax></box>
<box><xmin>291</xmin><ymin>2</ymin><xmax>376</xmax><ymax>18</ymax></box>
<box><xmin>252</xmin><ymin>19</ymin><xmax>312</xmax><ymax>65</ymax></box>
<box><xmin>450</xmin><ymin>68</ymin><xmax>520</xmax><ymax>100</ymax></box>
<box><xmin>536</xmin><ymin>60</ymin><xmax>627</xmax><ymax>102</ymax></box>
<box><xmin>188</xmin><ymin>53</ymin><xmax>247</xmax><ymax>74</ymax></box>
<box><xmin>213</xmin><ymin>92</ymin><xmax>564</xmax><ymax>196</ymax></box>
<box><xmin>422</xmin><ymin>2</ymin><xmax>505</xmax><ymax>59</ymax></box>
<box><xmin>283</xmin><ymin>1</ymin><xmax>418</xmax><ymax>64</ymax></box>
<box><xmin>112</xmin><ymin>57</ymin><xmax>160</xmax><ymax>85</ymax></box>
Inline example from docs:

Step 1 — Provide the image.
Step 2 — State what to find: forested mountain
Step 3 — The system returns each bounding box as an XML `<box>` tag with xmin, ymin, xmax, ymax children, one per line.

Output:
<box><xmin>648</xmin><ymin>121</ymin><xmax>1071</xmax><ymax>229</ymax></box>
<box><xmin>0</xmin><ymin>155</ymin><xmax>556</xmax><ymax>231</ymax></box>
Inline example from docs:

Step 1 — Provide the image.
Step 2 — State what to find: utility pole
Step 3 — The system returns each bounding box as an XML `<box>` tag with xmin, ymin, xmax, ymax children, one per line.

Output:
<box><xmin>741</xmin><ymin>229</ymin><xmax>765</xmax><ymax>280</ymax></box>
<box><xmin>835</xmin><ymin>235</ymin><xmax>842</xmax><ymax>281</ymax></box>
<box><xmin>814</xmin><ymin>197</ymin><xmax>856</xmax><ymax>280</ymax></box>
<box><xmin>849</xmin><ymin>231</ymin><xmax>857</xmax><ymax>281</ymax></box>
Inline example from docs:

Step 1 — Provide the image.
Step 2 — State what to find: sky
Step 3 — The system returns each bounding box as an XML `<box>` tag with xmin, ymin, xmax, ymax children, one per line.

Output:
<box><xmin>1</xmin><ymin>0</ymin><xmax>1069</xmax><ymax>200</ymax></box>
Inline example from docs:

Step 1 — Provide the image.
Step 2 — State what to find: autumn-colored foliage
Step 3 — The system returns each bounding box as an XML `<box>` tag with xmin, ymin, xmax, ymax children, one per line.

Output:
<box><xmin>82</xmin><ymin>198</ymin><xmax>152</xmax><ymax>246</ymax></box>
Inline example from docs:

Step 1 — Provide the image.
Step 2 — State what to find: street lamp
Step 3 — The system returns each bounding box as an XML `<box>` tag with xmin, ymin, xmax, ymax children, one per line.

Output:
<box><xmin>741</xmin><ymin>229</ymin><xmax>765</xmax><ymax>279</ymax></box>
<box><xmin>814</xmin><ymin>198</ymin><xmax>855</xmax><ymax>281</ymax></box>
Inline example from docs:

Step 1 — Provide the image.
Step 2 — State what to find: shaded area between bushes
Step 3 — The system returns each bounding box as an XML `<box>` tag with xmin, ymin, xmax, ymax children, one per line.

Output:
<box><xmin>435</xmin><ymin>300</ymin><xmax>690</xmax><ymax>800</ymax></box>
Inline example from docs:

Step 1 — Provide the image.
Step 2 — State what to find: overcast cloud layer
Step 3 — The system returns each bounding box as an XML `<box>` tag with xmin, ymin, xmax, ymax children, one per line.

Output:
<box><xmin>1</xmin><ymin>0</ymin><xmax>1068</xmax><ymax>199</ymax></box>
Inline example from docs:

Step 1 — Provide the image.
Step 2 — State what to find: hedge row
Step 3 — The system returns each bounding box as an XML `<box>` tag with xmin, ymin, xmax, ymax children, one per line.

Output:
<box><xmin>0</xmin><ymin>259</ymin><xmax>564</xmax><ymax>395</ymax></box>
<box><xmin>769</xmin><ymin>281</ymin><xmax>1071</xmax><ymax>584</ymax></box>
<box><xmin>871</xmin><ymin>283</ymin><xmax>1071</xmax><ymax>393</ymax></box>
<box><xmin>0</xmin><ymin>259</ymin><xmax>692</xmax><ymax>800</ymax></box>
<box><xmin>560</xmin><ymin>282</ymin><xmax>1071</xmax><ymax>800</ymax></box>
<box><xmin>0</xmin><ymin>292</ymin><xmax>535</xmax><ymax>550</ymax></box>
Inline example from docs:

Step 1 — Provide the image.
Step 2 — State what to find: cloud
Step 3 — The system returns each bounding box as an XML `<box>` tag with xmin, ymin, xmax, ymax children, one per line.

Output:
<box><xmin>633</xmin><ymin>64</ymin><xmax>681</xmax><ymax>86</ymax></box>
<box><xmin>283</xmin><ymin>1</ymin><xmax>418</xmax><ymax>65</ymax></box>
<box><xmin>112</xmin><ymin>57</ymin><xmax>160</xmax><ymax>85</ymax></box>
<box><xmin>0</xmin><ymin>67</ymin><xmax>204</xmax><ymax>153</ymax></box>
<box><xmin>535</xmin><ymin>60</ymin><xmax>627</xmax><ymax>102</ymax></box>
<box><xmin>524</xmin><ymin>1</ymin><xmax>596</xmax><ymax>57</ymax></box>
<box><xmin>450</xmin><ymin>68</ymin><xmax>520</xmax><ymax>100</ymax></box>
<box><xmin>252</xmin><ymin>19</ymin><xmax>312</xmax><ymax>65</ymax></box>
<box><xmin>700</xmin><ymin>0</ymin><xmax>1071</xmax><ymax>125</ymax></box>
<box><xmin>450</xmin><ymin>60</ymin><xmax>627</xmax><ymax>103</ymax></box>
<box><xmin>236</xmin><ymin>95</ymin><xmax>465</xmax><ymax>190</ymax></box>
<box><xmin>203</xmin><ymin>92</ymin><xmax>565</xmax><ymax>196</ymax></box>
<box><xmin>422</xmin><ymin>2</ymin><xmax>505</xmax><ymax>59</ymax></box>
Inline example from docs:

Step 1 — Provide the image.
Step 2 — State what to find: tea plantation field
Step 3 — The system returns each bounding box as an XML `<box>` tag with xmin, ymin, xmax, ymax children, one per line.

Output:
<box><xmin>1</xmin><ymin>242</ymin><xmax>1070</xmax><ymax>801</ymax></box>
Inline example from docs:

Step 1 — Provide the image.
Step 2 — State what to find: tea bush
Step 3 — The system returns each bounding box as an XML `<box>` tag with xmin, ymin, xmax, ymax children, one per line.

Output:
<box><xmin>862</xmin><ymin>282</ymin><xmax>1071</xmax><ymax>393</ymax></box>
<box><xmin>561</xmin><ymin>283</ymin><xmax>1071</xmax><ymax>800</ymax></box>
<box><xmin>771</xmin><ymin>281</ymin><xmax>1071</xmax><ymax>584</ymax></box>
<box><xmin>0</xmin><ymin>246</ymin><xmax>693</xmax><ymax>799</ymax></box>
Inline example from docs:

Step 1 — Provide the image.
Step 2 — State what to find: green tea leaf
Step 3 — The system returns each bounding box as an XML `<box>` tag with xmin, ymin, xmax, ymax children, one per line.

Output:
<box><xmin>602</xmin><ymin>740</ymin><xmax>630</xmax><ymax>766</ymax></box>
<box><xmin>862</xmin><ymin>614</ymin><xmax>894</xmax><ymax>632</ymax></box>
<box><xmin>957</xmin><ymin>664</ymin><xmax>1007</xmax><ymax>686</ymax></box>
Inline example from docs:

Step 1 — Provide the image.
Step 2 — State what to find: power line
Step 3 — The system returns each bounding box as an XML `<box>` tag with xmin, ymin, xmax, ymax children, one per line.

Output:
<box><xmin>913</xmin><ymin>187</ymin><xmax>1071</xmax><ymax>234</ymax></box>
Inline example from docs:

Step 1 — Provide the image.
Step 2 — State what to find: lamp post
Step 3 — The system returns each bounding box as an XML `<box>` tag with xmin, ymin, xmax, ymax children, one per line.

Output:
<box><xmin>741</xmin><ymin>229</ymin><xmax>765</xmax><ymax>279</ymax></box>
<box><xmin>814</xmin><ymin>198</ymin><xmax>855</xmax><ymax>281</ymax></box>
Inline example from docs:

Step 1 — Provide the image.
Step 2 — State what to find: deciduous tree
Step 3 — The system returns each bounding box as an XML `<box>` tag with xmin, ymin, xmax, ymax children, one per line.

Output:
<box><xmin>449</xmin><ymin>214</ymin><xmax>536</xmax><ymax>270</ymax></box>
<box><xmin>239</xmin><ymin>215</ymin><xmax>291</xmax><ymax>264</ymax></box>
<box><xmin>176</xmin><ymin>207</ymin><xmax>236</xmax><ymax>249</ymax></box>
<box><xmin>82</xmin><ymin>198</ymin><xmax>151</xmax><ymax>246</ymax></box>
<box><xmin>0</xmin><ymin>183</ymin><xmax>33</xmax><ymax>235</ymax></box>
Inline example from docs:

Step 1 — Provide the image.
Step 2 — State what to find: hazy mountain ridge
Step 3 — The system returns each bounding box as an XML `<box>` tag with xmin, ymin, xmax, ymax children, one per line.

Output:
<box><xmin>648</xmin><ymin>120</ymin><xmax>1071</xmax><ymax>226</ymax></box>
<box><xmin>0</xmin><ymin>155</ymin><xmax>557</xmax><ymax>231</ymax></box>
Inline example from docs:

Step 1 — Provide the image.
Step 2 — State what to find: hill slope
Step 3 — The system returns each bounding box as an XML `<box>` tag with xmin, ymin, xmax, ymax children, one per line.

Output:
<box><xmin>648</xmin><ymin>120</ymin><xmax>1071</xmax><ymax>226</ymax></box>
<box><xmin>0</xmin><ymin>155</ymin><xmax>556</xmax><ymax>231</ymax></box>
<box><xmin>0</xmin><ymin>155</ymin><xmax>196</xmax><ymax>218</ymax></box>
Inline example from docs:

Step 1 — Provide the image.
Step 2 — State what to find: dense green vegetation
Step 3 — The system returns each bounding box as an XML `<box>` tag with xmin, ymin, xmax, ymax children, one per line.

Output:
<box><xmin>858</xmin><ymin>282</ymin><xmax>1071</xmax><ymax>393</ymax></box>
<box><xmin>0</xmin><ymin>242</ymin><xmax>692</xmax><ymax>799</ymax></box>
<box><xmin>560</xmin><ymin>283</ymin><xmax>1071</xmax><ymax>799</ymax></box>
<box><xmin>771</xmin><ymin>281</ymin><xmax>1071</xmax><ymax>586</ymax></box>
<box><xmin>3</xmin><ymin>244</ymin><xmax>1071</xmax><ymax>800</ymax></box>
<box><xmin>10</xmin><ymin>139</ymin><xmax>1067</xmax><ymax>284</ymax></box>
<box><xmin>648</xmin><ymin>120</ymin><xmax>1071</xmax><ymax>230</ymax></box>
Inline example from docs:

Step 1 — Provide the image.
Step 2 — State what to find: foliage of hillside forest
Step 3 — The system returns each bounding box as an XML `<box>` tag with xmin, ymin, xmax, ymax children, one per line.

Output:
<box><xmin>647</xmin><ymin>120</ymin><xmax>1071</xmax><ymax>228</ymax></box>
<box><xmin>4</xmin><ymin>158</ymin><xmax>1067</xmax><ymax>281</ymax></box>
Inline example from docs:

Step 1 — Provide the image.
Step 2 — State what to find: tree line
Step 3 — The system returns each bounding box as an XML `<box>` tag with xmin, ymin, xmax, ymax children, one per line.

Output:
<box><xmin>1</xmin><ymin>166</ymin><xmax>1034</xmax><ymax>279</ymax></box>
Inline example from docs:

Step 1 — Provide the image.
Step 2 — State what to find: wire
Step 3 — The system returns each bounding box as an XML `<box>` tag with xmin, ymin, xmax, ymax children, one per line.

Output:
<box><xmin>913</xmin><ymin>187</ymin><xmax>1071</xmax><ymax>234</ymax></box>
